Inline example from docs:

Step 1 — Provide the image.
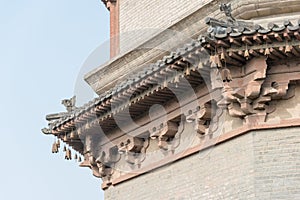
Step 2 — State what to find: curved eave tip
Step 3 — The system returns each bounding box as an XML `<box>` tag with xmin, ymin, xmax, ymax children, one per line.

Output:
<box><xmin>41</xmin><ymin>128</ymin><xmax>52</xmax><ymax>135</ymax></box>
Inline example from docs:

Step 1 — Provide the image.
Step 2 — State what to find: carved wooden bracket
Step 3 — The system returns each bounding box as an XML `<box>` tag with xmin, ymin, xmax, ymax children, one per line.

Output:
<box><xmin>96</xmin><ymin>146</ymin><xmax>120</xmax><ymax>165</ymax></box>
<box><xmin>79</xmin><ymin>151</ymin><xmax>100</xmax><ymax>177</ymax></box>
<box><xmin>217</xmin><ymin>57</ymin><xmax>268</xmax><ymax>122</ymax></box>
<box><xmin>80</xmin><ymin>143</ymin><xmax>120</xmax><ymax>189</ymax></box>
<box><xmin>97</xmin><ymin>162</ymin><xmax>114</xmax><ymax>190</ymax></box>
<box><xmin>186</xmin><ymin>102</ymin><xmax>214</xmax><ymax>138</ymax></box>
<box><xmin>150</xmin><ymin>121</ymin><xmax>179</xmax><ymax>151</ymax></box>
<box><xmin>216</xmin><ymin>57</ymin><xmax>295</xmax><ymax>124</ymax></box>
<box><xmin>118</xmin><ymin>137</ymin><xmax>145</xmax><ymax>153</ymax></box>
<box><xmin>118</xmin><ymin>136</ymin><xmax>149</xmax><ymax>166</ymax></box>
<box><xmin>85</xmin><ymin>147</ymin><xmax>118</xmax><ymax>173</ymax></box>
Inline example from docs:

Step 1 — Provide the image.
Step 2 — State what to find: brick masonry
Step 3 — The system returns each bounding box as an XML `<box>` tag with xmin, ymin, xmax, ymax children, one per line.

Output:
<box><xmin>117</xmin><ymin>0</ymin><xmax>300</xmax><ymax>53</ymax></box>
<box><xmin>105</xmin><ymin>127</ymin><xmax>300</xmax><ymax>199</ymax></box>
<box><xmin>253</xmin><ymin>128</ymin><xmax>300</xmax><ymax>199</ymax></box>
<box><xmin>118</xmin><ymin>0</ymin><xmax>212</xmax><ymax>53</ymax></box>
<box><xmin>98</xmin><ymin>1</ymin><xmax>300</xmax><ymax>198</ymax></box>
<box><xmin>86</xmin><ymin>0</ymin><xmax>300</xmax><ymax>96</ymax></box>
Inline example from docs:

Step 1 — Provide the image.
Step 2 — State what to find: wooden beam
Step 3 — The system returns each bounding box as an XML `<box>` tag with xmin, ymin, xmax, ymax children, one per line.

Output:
<box><xmin>253</xmin><ymin>35</ymin><xmax>263</xmax><ymax>44</ymax></box>
<box><xmin>217</xmin><ymin>40</ymin><xmax>230</xmax><ymax>48</ymax></box>
<box><xmin>274</xmin><ymin>33</ymin><xmax>283</xmax><ymax>42</ymax></box>
<box><xmin>283</xmin><ymin>32</ymin><xmax>291</xmax><ymax>41</ymax></box>
<box><xmin>228</xmin><ymin>51</ymin><xmax>246</xmax><ymax>62</ymax></box>
<box><xmin>242</xmin><ymin>36</ymin><xmax>253</xmax><ymax>46</ymax></box>
<box><xmin>291</xmin><ymin>46</ymin><xmax>300</xmax><ymax>57</ymax></box>
<box><xmin>269</xmin><ymin>47</ymin><xmax>285</xmax><ymax>59</ymax></box>
<box><xmin>294</xmin><ymin>32</ymin><xmax>300</xmax><ymax>41</ymax></box>
<box><xmin>249</xmin><ymin>49</ymin><xmax>261</xmax><ymax>57</ymax></box>
<box><xmin>263</xmin><ymin>35</ymin><xmax>272</xmax><ymax>43</ymax></box>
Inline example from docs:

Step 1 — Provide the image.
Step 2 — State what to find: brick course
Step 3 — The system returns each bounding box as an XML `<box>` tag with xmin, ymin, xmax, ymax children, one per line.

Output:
<box><xmin>105</xmin><ymin>127</ymin><xmax>300</xmax><ymax>199</ymax></box>
<box><xmin>119</xmin><ymin>0</ymin><xmax>212</xmax><ymax>52</ymax></box>
<box><xmin>100</xmin><ymin>1</ymin><xmax>300</xmax><ymax>199</ymax></box>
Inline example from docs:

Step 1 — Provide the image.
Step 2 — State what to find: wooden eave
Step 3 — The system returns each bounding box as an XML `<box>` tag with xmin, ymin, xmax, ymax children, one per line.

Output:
<box><xmin>202</xmin><ymin>19</ymin><xmax>300</xmax><ymax>65</ymax></box>
<box><xmin>44</xmin><ymin>18</ymin><xmax>300</xmax><ymax>156</ymax></box>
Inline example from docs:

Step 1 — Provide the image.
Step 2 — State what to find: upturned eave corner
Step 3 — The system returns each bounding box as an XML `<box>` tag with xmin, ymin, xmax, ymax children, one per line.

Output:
<box><xmin>42</xmin><ymin>1</ymin><xmax>300</xmax><ymax>191</ymax></box>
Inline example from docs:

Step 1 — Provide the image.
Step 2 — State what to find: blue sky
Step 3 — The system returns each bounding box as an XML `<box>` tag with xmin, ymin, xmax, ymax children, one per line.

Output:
<box><xmin>0</xmin><ymin>1</ymin><xmax>109</xmax><ymax>199</ymax></box>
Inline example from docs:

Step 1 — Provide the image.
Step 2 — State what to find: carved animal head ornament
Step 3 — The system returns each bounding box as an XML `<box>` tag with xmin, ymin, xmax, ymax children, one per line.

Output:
<box><xmin>219</xmin><ymin>3</ymin><xmax>235</xmax><ymax>21</ymax></box>
<box><xmin>206</xmin><ymin>3</ymin><xmax>255</xmax><ymax>39</ymax></box>
<box><xmin>61</xmin><ymin>95</ymin><xmax>76</xmax><ymax>112</ymax></box>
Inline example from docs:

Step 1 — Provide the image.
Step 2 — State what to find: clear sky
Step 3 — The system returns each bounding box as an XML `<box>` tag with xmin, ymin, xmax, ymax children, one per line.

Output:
<box><xmin>0</xmin><ymin>1</ymin><xmax>109</xmax><ymax>199</ymax></box>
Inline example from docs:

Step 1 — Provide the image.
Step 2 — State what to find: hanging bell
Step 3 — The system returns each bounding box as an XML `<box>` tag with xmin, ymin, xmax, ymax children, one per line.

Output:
<box><xmin>63</xmin><ymin>145</ymin><xmax>67</xmax><ymax>152</ymax></box>
<box><xmin>70</xmin><ymin>131</ymin><xmax>76</xmax><ymax>139</ymax></box>
<box><xmin>64</xmin><ymin>150</ymin><xmax>68</xmax><ymax>160</ymax></box>
<box><xmin>216</xmin><ymin>55</ymin><xmax>222</xmax><ymax>67</ymax></box>
<box><xmin>163</xmin><ymin>79</ymin><xmax>168</xmax><ymax>88</ymax></box>
<box><xmin>55</xmin><ymin>143</ymin><xmax>59</xmax><ymax>153</ymax></box>
<box><xmin>52</xmin><ymin>142</ymin><xmax>57</xmax><ymax>153</ymax></box>
<box><xmin>65</xmin><ymin>149</ymin><xmax>72</xmax><ymax>160</ymax></box>
<box><xmin>56</xmin><ymin>140</ymin><xmax>60</xmax><ymax>148</ymax></box>
<box><xmin>74</xmin><ymin>154</ymin><xmax>78</xmax><ymax>160</ymax></box>
<box><xmin>210</xmin><ymin>55</ymin><xmax>214</xmax><ymax>63</ymax></box>
<box><xmin>68</xmin><ymin>149</ymin><xmax>72</xmax><ymax>160</ymax></box>
<box><xmin>78</xmin><ymin>156</ymin><xmax>82</xmax><ymax>162</ymax></box>
<box><xmin>244</xmin><ymin>49</ymin><xmax>250</xmax><ymax>60</ymax></box>
<box><xmin>210</xmin><ymin>55</ymin><xmax>217</xmax><ymax>68</ymax></box>
<box><xmin>214</xmin><ymin>55</ymin><xmax>219</xmax><ymax>63</ymax></box>
<box><xmin>174</xmin><ymin>75</ymin><xmax>180</xmax><ymax>84</ymax></box>
<box><xmin>185</xmin><ymin>67</ymin><xmax>190</xmax><ymax>75</ymax></box>
<box><xmin>220</xmin><ymin>51</ymin><xmax>225</xmax><ymax>61</ymax></box>
<box><xmin>221</xmin><ymin>68</ymin><xmax>233</xmax><ymax>82</ymax></box>
<box><xmin>264</xmin><ymin>48</ymin><xmax>270</xmax><ymax>56</ymax></box>
<box><xmin>210</xmin><ymin>61</ymin><xmax>217</xmax><ymax>68</ymax></box>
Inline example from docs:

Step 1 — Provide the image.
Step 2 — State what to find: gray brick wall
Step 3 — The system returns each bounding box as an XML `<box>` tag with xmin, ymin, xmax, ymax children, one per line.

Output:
<box><xmin>253</xmin><ymin>128</ymin><xmax>300</xmax><ymax>199</ymax></box>
<box><xmin>103</xmin><ymin>1</ymin><xmax>300</xmax><ymax>198</ymax></box>
<box><xmin>105</xmin><ymin>127</ymin><xmax>300</xmax><ymax>199</ymax></box>
<box><xmin>119</xmin><ymin>0</ymin><xmax>212</xmax><ymax>53</ymax></box>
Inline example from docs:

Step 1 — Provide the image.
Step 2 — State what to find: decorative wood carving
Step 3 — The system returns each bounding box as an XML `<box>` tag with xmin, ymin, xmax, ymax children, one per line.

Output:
<box><xmin>97</xmin><ymin>146</ymin><xmax>120</xmax><ymax>165</ymax></box>
<box><xmin>42</xmin><ymin>3</ymin><xmax>300</xmax><ymax>191</ymax></box>
<box><xmin>186</xmin><ymin>102</ymin><xmax>214</xmax><ymax>138</ymax></box>
<box><xmin>80</xmin><ymin>134</ymin><xmax>120</xmax><ymax>188</ymax></box>
<box><xmin>118</xmin><ymin>136</ymin><xmax>149</xmax><ymax>166</ymax></box>
<box><xmin>97</xmin><ymin>162</ymin><xmax>113</xmax><ymax>190</ymax></box>
<box><xmin>150</xmin><ymin>121</ymin><xmax>179</xmax><ymax>151</ymax></box>
<box><xmin>216</xmin><ymin>57</ymin><xmax>296</xmax><ymax>124</ymax></box>
<box><xmin>61</xmin><ymin>96</ymin><xmax>77</xmax><ymax>112</ymax></box>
